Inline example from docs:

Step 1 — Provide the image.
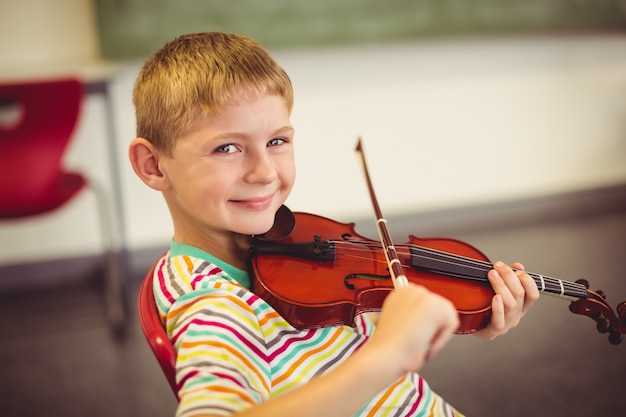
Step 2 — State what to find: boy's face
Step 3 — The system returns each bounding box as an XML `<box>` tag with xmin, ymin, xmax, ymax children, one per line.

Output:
<box><xmin>158</xmin><ymin>93</ymin><xmax>295</xmax><ymax>247</ymax></box>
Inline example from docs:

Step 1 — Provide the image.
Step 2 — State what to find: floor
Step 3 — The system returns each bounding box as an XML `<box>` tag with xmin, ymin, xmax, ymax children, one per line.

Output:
<box><xmin>1</xmin><ymin>204</ymin><xmax>625</xmax><ymax>417</ymax></box>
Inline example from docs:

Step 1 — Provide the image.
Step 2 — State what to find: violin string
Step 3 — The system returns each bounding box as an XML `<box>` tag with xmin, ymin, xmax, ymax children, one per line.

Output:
<box><xmin>328</xmin><ymin>239</ymin><xmax>586</xmax><ymax>295</ymax></box>
<box><xmin>332</xmin><ymin>239</ymin><xmax>491</xmax><ymax>271</ymax></box>
<box><xmin>332</xmin><ymin>241</ymin><xmax>584</xmax><ymax>295</ymax></box>
<box><xmin>332</xmin><ymin>240</ymin><xmax>492</xmax><ymax>283</ymax></box>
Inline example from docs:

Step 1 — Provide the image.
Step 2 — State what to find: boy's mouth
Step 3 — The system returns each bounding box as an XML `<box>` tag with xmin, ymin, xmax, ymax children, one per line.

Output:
<box><xmin>230</xmin><ymin>193</ymin><xmax>276</xmax><ymax>210</ymax></box>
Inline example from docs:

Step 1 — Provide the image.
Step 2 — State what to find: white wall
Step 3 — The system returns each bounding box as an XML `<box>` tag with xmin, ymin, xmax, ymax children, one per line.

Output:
<box><xmin>281</xmin><ymin>36</ymin><xmax>626</xmax><ymax>217</ymax></box>
<box><xmin>0</xmin><ymin>0</ymin><xmax>99</xmax><ymax>67</ymax></box>
<box><xmin>1</xmin><ymin>32</ymin><xmax>626</xmax><ymax>264</ymax></box>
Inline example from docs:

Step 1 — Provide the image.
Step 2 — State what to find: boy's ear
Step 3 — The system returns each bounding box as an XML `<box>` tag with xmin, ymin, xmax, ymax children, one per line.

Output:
<box><xmin>128</xmin><ymin>137</ymin><xmax>170</xmax><ymax>191</ymax></box>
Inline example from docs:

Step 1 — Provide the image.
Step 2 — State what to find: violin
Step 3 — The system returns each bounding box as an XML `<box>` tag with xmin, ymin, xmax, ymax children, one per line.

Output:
<box><xmin>248</xmin><ymin>140</ymin><xmax>626</xmax><ymax>345</ymax></box>
<box><xmin>249</xmin><ymin>209</ymin><xmax>626</xmax><ymax>344</ymax></box>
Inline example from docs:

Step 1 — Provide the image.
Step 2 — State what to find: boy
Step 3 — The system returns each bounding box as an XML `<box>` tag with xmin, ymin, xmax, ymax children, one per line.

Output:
<box><xmin>129</xmin><ymin>32</ymin><xmax>538</xmax><ymax>417</ymax></box>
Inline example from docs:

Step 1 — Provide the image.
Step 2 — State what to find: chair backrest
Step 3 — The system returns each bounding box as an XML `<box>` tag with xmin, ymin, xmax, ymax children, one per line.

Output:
<box><xmin>0</xmin><ymin>78</ymin><xmax>83</xmax><ymax>216</ymax></box>
<box><xmin>138</xmin><ymin>257</ymin><xmax>178</xmax><ymax>399</ymax></box>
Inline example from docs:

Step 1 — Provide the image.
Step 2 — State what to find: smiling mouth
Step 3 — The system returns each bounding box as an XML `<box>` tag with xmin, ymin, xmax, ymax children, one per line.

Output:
<box><xmin>230</xmin><ymin>193</ymin><xmax>275</xmax><ymax>210</ymax></box>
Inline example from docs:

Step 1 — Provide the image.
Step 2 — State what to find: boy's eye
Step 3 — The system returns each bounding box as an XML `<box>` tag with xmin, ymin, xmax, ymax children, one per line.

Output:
<box><xmin>215</xmin><ymin>144</ymin><xmax>237</xmax><ymax>154</ymax></box>
<box><xmin>268</xmin><ymin>138</ymin><xmax>285</xmax><ymax>147</ymax></box>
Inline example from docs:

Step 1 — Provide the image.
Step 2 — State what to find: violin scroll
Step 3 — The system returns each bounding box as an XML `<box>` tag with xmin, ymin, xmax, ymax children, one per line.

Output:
<box><xmin>569</xmin><ymin>279</ymin><xmax>626</xmax><ymax>345</ymax></box>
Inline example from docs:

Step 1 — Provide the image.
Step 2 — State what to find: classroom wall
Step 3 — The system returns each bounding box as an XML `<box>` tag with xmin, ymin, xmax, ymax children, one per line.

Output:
<box><xmin>0</xmin><ymin>0</ymin><xmax>99</xmax><ymax>67</ymax></box>
<box><xmin>1</xmin><ymin>9</ymin><xmax>625</xmax><ymax>265</ymax></box>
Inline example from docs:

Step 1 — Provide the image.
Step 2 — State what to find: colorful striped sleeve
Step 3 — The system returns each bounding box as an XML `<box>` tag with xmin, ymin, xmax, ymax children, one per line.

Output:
<box><xmin>171</xmin><ymin>288</ymin><xmax>271</xmax><ymax>416</ymax></box>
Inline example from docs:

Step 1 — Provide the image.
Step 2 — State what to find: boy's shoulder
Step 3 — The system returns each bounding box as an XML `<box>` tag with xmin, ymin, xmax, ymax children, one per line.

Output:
<box><xmin>153</xmin><ymin>252</ymin><xmax>251</xmax><ymax>310</ymax></box>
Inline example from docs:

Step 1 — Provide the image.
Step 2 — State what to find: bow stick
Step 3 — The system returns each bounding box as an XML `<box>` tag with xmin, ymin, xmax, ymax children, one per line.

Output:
<box><xmin>356</xmin><ymin>138</ymin><xmax>409</xmax><ymax>289</ymax></box>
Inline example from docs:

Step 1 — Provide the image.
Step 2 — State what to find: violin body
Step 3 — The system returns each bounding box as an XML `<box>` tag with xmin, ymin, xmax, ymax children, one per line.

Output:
<box><xmin>250</xmin><ymin>212</ymin><xmax>494</xmax><ymax>334</ymax></box>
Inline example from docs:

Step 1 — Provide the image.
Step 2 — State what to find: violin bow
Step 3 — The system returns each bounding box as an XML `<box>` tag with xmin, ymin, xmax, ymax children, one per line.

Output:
<box><xmin>356</xmin><ymin>138</ymin><xmax>409</xmax><ymax>289</ymax></box>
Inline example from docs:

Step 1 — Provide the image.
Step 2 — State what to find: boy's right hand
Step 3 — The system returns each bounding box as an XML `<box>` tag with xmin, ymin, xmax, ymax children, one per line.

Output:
<box><xmin>365</xmin><ymin>284</ymin><xmax>459</xmax><ymax>376</ymax></box>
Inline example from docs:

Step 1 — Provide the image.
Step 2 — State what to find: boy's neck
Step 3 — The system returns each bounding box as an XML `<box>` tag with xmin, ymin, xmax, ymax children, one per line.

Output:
<box><xmin>174</xmin><ymin>231</ymin><xmax>251</xmax><ymax>270</ymax></box>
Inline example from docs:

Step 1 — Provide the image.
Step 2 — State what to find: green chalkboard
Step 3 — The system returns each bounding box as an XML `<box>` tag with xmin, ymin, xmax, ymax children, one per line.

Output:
<box><xmin>95</xmin><ymin>0</ymin><xmax>626</xmax><ymax>60</ymax></box>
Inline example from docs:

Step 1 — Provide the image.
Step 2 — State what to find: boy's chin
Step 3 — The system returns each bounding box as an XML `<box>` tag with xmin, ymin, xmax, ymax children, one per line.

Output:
<box><xmin>241</xmin><ymin>218</ymin><xmax>276</xmax><ymax>237</ymax></box>
<box><xmin>251</xmin><ymin>209</ymin><xmax>295</xmax><ymax>240</ymax></box>
<box><xmin>252</xmin><ymin>205</ymin><xmax>295</xmax><ymax>240</ymax></box>
<box><xmin>235</xmin><ymin>205</ymin><xmax>293</xmax><ymax>238</ymax></box>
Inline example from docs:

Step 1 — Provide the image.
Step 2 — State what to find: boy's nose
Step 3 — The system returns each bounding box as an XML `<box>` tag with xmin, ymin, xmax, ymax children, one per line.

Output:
<box><xmin>245</xmin><ymin>152</ymin><xmax>278</xmax><ymax>184</ymax></box>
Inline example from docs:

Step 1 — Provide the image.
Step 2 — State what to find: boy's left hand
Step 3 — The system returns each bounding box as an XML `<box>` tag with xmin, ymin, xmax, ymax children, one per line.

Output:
<box><xmin>474</xmin><ymin>261</ymin><xmax>540</xmax><ymax>340</ymax></box>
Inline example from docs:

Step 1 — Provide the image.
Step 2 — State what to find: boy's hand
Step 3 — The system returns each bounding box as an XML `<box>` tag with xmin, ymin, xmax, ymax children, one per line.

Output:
<box><xmin>474</xmin><ymin>261</ymin><xmax>540</xmax><ymax>340</ymax></box>
<box><xmin>366</xmin><ymin>284</ymin><xmax>460</xmax><ymax>375</ymax></box>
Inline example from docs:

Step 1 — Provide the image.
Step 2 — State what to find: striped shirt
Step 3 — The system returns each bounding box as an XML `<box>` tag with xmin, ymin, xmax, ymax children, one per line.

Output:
<box><xmin>154</xmin><ymin>241</ymin><xmax>463</xmax><ymax>417</ymax></box>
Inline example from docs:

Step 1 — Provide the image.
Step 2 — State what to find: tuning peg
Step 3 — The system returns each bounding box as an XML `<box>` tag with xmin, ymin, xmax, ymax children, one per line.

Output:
<box><xmin>609</xmin><ymin>330</ymin><xmax>623</xmax><ymax>345</ymax></box>
<box><xmin>617</xmin><ymin>302</ymin><xmax>626</xmax><ymax>320</ymax></box>
<box><xmin>596</xmin><ymin>290</ymin><xmax>606</xmax><ymax>300</ymax></box>
<box><xmin>596</xmin><ymin>315</ymin><xmax>610</xmax><ymax>333</ymax></box>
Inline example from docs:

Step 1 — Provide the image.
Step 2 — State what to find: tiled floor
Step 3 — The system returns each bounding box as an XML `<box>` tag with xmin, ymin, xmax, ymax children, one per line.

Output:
<box><xmin>1</xmin><ymin>208</ymin><xmax>625</xmax><ymax>417</ymax></box>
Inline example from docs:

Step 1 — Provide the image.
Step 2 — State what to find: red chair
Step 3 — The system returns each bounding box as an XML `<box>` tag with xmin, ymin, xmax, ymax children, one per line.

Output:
<box><xmin>0</xmin><ymin>77</ymin><xmax>128</xmax><ymax>334</ymax></box>
<box><xmin>138</xmin><ymin>256</ymin><xmax>178</xmax><ymax>399</ymax></box>
<box><xmin>0</xmin><ymin>78</ymin><xmax>85</xmax><ymax>216</ymax></box>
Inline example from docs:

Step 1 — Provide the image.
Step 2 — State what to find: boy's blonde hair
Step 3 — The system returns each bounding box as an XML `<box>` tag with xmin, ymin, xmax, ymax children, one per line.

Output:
<box><xmin>133</xmin><ymin>32</ymin><xmax>293</xmax><ymax>155</ymax></box>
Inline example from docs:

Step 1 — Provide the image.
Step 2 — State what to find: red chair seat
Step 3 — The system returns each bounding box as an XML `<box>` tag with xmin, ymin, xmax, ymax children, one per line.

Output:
<box><xmin>0</xmin><ymin>171</ymin><xmax>86</xmax><ymax>218</ymax></box>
